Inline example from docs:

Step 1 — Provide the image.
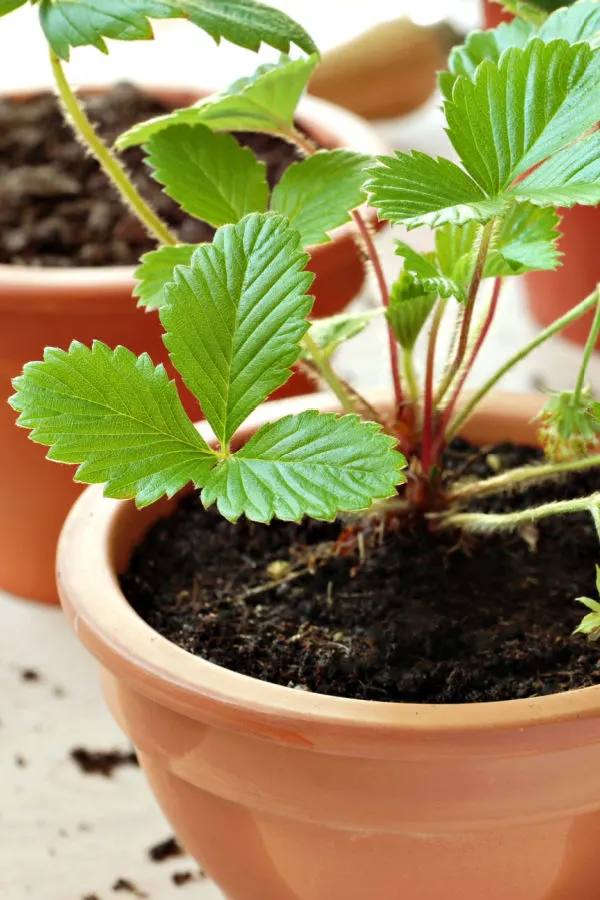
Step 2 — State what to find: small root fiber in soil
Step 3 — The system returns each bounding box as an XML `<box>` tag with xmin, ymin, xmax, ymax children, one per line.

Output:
<box><xmin>122</xmin><ymin>441</ymin><xmax>600</xmax><ymax>704</ymax></box>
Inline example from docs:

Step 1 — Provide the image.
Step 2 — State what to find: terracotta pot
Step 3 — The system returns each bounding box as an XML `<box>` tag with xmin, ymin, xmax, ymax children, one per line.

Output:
<box><xmin>483</xmin><ymin>0</ymin><xmax>513</xmax><ymax>27</ymax></box>
<box><xmin>1</xmin><ymin>86</ymin><xmax>387</xmax><ymax>605</ymax></box>
<box><xmin>57</xmin><ymin>391</ymin><xmax>600</xmax><ymax>900</ymax></box>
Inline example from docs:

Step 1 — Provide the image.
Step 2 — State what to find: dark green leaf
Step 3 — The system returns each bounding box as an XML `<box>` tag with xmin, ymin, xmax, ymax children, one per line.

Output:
<box><xmin>39</xmin><ymin>0</ymin><xmax>318</xmax><ymax>60</ymax></box>
<box><xmin>144</xmin><ymin>124</ymin><xmax>268</xmax><ymax>227</ymax></box>
<box><xmin>9</xmin><ymin>341</ymin><xmax>216</xmax><ymax>506</ymax></box>
<box><xmin>160</xmin><ymin>213</ymin><xmax>314</xmax><ymax>446</ymax></box>
<box><xmin>116</xmin><ymin>54</ymin><xmax>318</xmax><ymax>149</ymax></box>
<box><xmin>134</xmin><ymin>245</ymin><xmax>198</xmax><ymax>310</ymax></box>
<box><xmin>270</xmin><ymin>150</ymin><xmax>370</xmax><ymax>246</ymax></box>
<box><xmin>201</xmin><ymin>410</ymin><xmax>406</xmax><ymax>522</ymax></box>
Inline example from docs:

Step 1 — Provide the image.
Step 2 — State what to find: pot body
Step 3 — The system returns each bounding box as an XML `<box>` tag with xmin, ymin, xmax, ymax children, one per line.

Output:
<box><xmin>57</xmin><ymin>392</ymin><xmax>600</xmax><ymax>900</ymax></box>
<box><xmin>1</xmin><ymin>87</ymin><xmax>386</xmax><ymax>604</ymax></box>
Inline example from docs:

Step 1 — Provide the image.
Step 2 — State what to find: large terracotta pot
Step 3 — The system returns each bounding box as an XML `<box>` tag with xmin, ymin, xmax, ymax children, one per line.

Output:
<box><xmin>2</xmin><ymin>86</ymin><xmax>387</xmax><ymax>605</ymax></box>
<box><xmin>57</xmin><ymin>391</ymin><xmax>600</xmax><ymax>900</ymax></box>
<box><xmin>483</xmin><ymin>0</ymin><xmax>512</xmax><ymax>27</ymax></box>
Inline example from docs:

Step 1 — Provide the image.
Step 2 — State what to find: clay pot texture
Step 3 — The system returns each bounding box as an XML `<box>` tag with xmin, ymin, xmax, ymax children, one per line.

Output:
<box><xmin>1</xmin><ymin>86</ymin><xmax>387</xmax><ymax>605</ymax></box>
<box><xmin>57</xmin><ymin>391</ymin><xmax>600</xmax><ymax>900</ymax></box>
<box><xmin>482</xmin><ymin>0</ymin><xmax>599</xmax><ymax>346</ymax></box>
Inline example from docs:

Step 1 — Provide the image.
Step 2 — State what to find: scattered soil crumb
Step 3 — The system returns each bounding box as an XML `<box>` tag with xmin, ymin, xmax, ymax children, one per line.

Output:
<box><xmin>21</xmin><ymin>668</ymin><xmax>40</xmax><ymax>682</ymax></box>
<box><xmin>148</xmin><ymin>836</ymin><xmax>184</xmax><ymax>862</ymax></box>
<box><xmin>70</xmin><ymin>747</ymin><xmax>139</xmax><ymax>777</ymax></box>
<box><xmin>83</xmin><ymin>895</ymin><xmax>101</xmax><ymax>900</ymax></box>
<box><xmin>78</xmin><ymin>822</ymin><xmax>91</xmax><ymax>832</ymax></box>
<box><xmin>15</xmin><ymin>755</ymin><xmax>27</xmax><ymax>768</ymax></box>
<box><xmin>58</xmin><ymin>828</ymin><xmax>68</xmax><ymax>838</ymax></box>
<box><xmin>112</xmin><ymin>878</ymin><xmax>148</xmax><ymax>898</ymax></box>
<box><xmin>172</xmin><ymin>870</ymin><xmax>206</xmax><ymax>886</ymax></box>
<box><xmin>53</xmin><ymin>686</ymin><xmax>66</xmax><ymax>697</ymax></box>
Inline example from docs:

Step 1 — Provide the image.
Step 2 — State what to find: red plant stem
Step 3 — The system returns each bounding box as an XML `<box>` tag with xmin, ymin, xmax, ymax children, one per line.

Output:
<box><xmin>431</xmin><ymin>276</ymin><xmax>503</xmax><ymax>463</ymax></box>
<box><xmin>420</xmin><ymin>300</ymin><xmax>445</xmax><ymax>474</ymax></box>
<box><xmin>351</xmin><ymin>210</ymin><xmax>404</xmax><ymax>414</ymax></box>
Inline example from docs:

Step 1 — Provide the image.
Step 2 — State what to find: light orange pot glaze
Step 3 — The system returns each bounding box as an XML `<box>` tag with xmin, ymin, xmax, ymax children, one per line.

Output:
<box><xmin>57</xmin><ymin>391</ymin><xmax>600</xmax><ymax>900</ymax></box>
<box><xmin>1</xmin><ymin>87</ymin><xmax>387</xmax><ymax>604</ymax></box>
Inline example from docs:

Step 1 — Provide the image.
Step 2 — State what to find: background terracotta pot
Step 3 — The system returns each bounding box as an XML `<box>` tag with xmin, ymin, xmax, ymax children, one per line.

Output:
<box><xmin>482</xmin><ymin>1</ymin><xmax>599</xmax><ymax>346</ymax></box>
<box><xmin>57</xmin><ymin>391</ymin><xmax>600</xmax><ymax>900</ymax></box>
<box><xmin>1</xmin><ymin>85</ymin><xmax>387</xmax><ymax>605</ymax></box>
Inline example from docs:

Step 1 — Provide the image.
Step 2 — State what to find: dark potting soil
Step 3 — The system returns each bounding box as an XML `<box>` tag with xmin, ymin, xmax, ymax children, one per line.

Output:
<box><xmin>0</xmin><ymin>82</ymin><xmax>303</xmax><ymax>267</ymax></box>
<box><xmin>122</xmin><ymin>441</ymin><xmax>600</xmax><ymax>704</ymax></box>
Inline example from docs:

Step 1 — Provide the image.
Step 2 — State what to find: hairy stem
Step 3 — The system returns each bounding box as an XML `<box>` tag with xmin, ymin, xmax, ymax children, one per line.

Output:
<box><xmin>449</xmin><ymin>453</ymin><xmax>600</xmax><ymax>503</ymax></box>
<box><xmin>289</xmin><ymin>126</ymin><xmax>319</xmax><ymax>157</ymax></box>
<box><xmin>351</xmin><ymin>209</ymin><xmax>404</xmax><ymax>413</ymax></box>
<box><xmin>573</xmin><ymin>287</ymin><xmax>600</xmax><ymax>405</ymax></box>
<box><xmin>591</xmin><ymin>504</ymin><xmax>600</xmax><ymax>544</ymax></box>
<box><xmin>50</xmin><ymin>49</ymin><xmax>177</xmax><ymax>247</ymax></box>
<box><xmin>447</xmin><ymin>288</ymin><xmax>600</xmax><ymax>441</ymax></box>
<box><xmin>404</xmin><ymin>347</ymin><xmax>419</xmax><ymax>406</ymax></box>
<box><xmin>301</xmin><ymin>334</ymin><xmax>357</xmax><ymax>414</ymax></box>
<box><xmin>434</xmin><ymin>220</ymin><xmax>495</xmax><ymax>404</ymax></box>
<box><xmin>438</xmin><ymin>493</ymin><xmax>600</xmax><ymax>534</ymax></box>
<box><xmin>421</xmin><ymin>298</ymin><xmax>447</xmax><ymax>473</ymax></box>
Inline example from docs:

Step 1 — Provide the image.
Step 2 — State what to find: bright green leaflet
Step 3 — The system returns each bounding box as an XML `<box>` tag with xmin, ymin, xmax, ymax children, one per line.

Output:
<box><xmin>511</xmin><ymin>131</ymin><xmax>600</xmax><ymax>208</ymax></box>
<box><xmin>485</xmin><ymin>204</ymin><xmax>561</xmax><ymax>275</ymax></box>
<box><xmin>302</xmin><ymin>309</ymin><xmax>383</xmax><ymax>360</ymax></box>
<box><xmin>160</xmin><ymin>213</ymin><xmax>314</xmax><ymax>447</ymax></box>
<box><xmin>38</xmin><ymin>0</ymin><xmax>318</xmax><ymax>60</ymax></box>
<box><xmin>116</xmin><ymin>55</ymin><xmax>319</xmax><ymax>149</ymax></box>
<box><xmin>270</xmin><ymin>150</ymin><xmax>370</xmax><ymax>247</ymax></box>
<box><xmin>395</xmin><ymin>241</ymin><xmax>465</xmax><ymax>302</ymax></box>
<box><xmin>387</xmin><ymin>276</ymin><xmax>437</xmax><ymax>351</ymax></box>
<box><xmin>144</xmin><ymin>124</ymin><xmax>268</xmax><ymax>228</ymax></box>
<box><xmin>201</xmin><ymin>411</ymin><xmax>406</xmax><ymax>523</ymax></box>
<box><xmin>9</xmin><ymin>342</ymin><xmax>216</xmax><ymax>507</ymax></box>
<box><xmin>0</xmin><ymin>0</ymin><xmax>27</xmax><ymax>14</ymax></box>
<box><xmin>134</xmin><ymin>245</ymin><xmax>197</xmax><ymax>310</ymax></box>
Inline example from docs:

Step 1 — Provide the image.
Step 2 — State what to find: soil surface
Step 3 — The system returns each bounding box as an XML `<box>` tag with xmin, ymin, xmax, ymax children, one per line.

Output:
<box><xmin>123</xmin><ymin>441</ymin><xmax>600</xmax><ymax>704</ymax></box>
<box><xmin>0</xmin><ymin>83</ymin><xmax>302</xmax><ymax>267</ymax></box>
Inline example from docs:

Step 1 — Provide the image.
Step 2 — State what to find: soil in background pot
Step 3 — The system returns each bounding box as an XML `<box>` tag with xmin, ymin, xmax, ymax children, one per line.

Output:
<box><xmin>123</xmin><ymin>440</ymin><xmax>600</xmax><ymax>705</ymax></box>
<box><xmin>0</xmin><ymin>82</ymin><xmax>303</xmax><ymax>267</ymax></box>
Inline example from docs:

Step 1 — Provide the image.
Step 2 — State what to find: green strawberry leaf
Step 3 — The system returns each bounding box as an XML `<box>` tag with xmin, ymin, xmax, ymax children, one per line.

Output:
<box><xmin>144</xmin><ymin>124</ymin><xmax>268</xmax><ymax>228</ymax></box>
<box><xmin>0</xmin><ymin>0</ymin><xmax>27</xmax><ymax>14</ymax></box>
<box><xmin>395</xmin><ymin>241</ymin><xmax>465</xmax><ymax>301</ymax></box>
<box><xmin>387</xmin><ymin>274</ymin><xmax>437</xmax><ymax>350</ymax></box>
<box><xmin>116</xmin><ymin>55</ymin><xmax>318</xmax><ymax>150</ymax></box>
<box><xmin>444</xmin><ymin>19</ymin><xmax>534</xmax><ymax>100</ymax></box>
<box><xmin>485</xmin><ymin>203</ymin><xmax>562</xmax><ymax>275</ymax></box>
<box><xmin>365</xmin><ymin>151</ymin><xmax>504</xmax><ymax>230</ymax></box>
<box><xmin>9</xmin><ymin>341</ymin><xmax>216</xmax><ymax>507</ymax></box>
<box><xmin>134</xmin><ymin>244</ymin><xmax>197</xmax><ymax>309</ymax></box>
<box><xmin>270</xmin><ymin>150</ymin><xmax>370</xmax><ymax>247</ymax></box>
<box><xmin>538</xmin><ymin>1</ymin><xmax>600</xmax><ymax>45</ymax></box>
<box><xmin>160</xmin><ymin>213</ymin><xmax>314</xmax><ymax>447</ymax></box>
<box><xmin>39</xmin><ymin>0</ymin><xmax>318</xmax><ymax>61</ymax></box>
<box><xmin>511</xmin><ymin>130</ymin><xmax>600</xmax><ymax>207</ymax></box>
<box><xmin>302</xmin><ymin>309</ymin><xmax>383</xmax><ymax>360</ymax></box>
<box><xmin>201</xmin><ymin>410</ymin><xmax>406</xmax><ymax>523</ymax></box>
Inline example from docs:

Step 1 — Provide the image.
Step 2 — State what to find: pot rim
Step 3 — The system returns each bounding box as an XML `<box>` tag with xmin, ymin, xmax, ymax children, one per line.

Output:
<box><xmin>0</xmin><ymin>84</ymin><xmax>387</xmax><ymax>311</ymax></box>
<box><xmin>56</xmin><ymin>390</ymin><xmax>600</xmax><ymax>750</ymax></box>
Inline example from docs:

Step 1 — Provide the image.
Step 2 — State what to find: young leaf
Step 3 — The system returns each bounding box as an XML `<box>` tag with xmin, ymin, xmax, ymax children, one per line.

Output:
<box><xmin>302</xmin><ymin>309</ymin><xmax>383</xmax><ymax>360</ymax></box>
<box><xmin>511</xmin><ymin>130</ymin><xmax>600</xmax><ymax>208</ymax></box>
<box><xmin>39</xmin><ymin>0</ymin><xmax>318</xmax><ymax>61</ymax></box>
<box><xmin>364</xmin><ymin>152</ymin><xmax>503</xmax><ymax>230</ymax></box>
<box><xmin>270</xmin><ymin>150</ymin><xmax>370</xmax><ymax>247</ymax></box>
<box><xmin>134</xmin><ymin>245</ymin><xmax>198</xmax><ymax>310</ymax></box>
<box><xmin>538</xmin><ymin>0</ymin><xmax>600</xmax><ymax>46</ymax></box>
<box><xmin>485</xmin><ymin>204</ymin><xmax>561</xmax><ymax>276</ymax></box>
<box><xmin>201</xmin><ymin>410</ymin><xmax>406</xmax><ymax>523</ymax></box>
<box><xmin>0</xmin><ymin>0</ymin><xmax>27</xmax><ymax>14</ymax></box>
<box><xmin>445</xmin><ymin>19</ymin><xmax>534</xmax><ymax>97</ymax></box>
<box><xmin>446</xmin><ymin>39</ymin><xmax>600</xmax><ymax>195</ymax></box>
<box><xmin>161</xmin><ymin>213</ymin><xmax>314</xmax><ymax>446</ymax></box>
<box><xmin>9</xmin><ymin>341</ymin><xmax>216</xmax><ymax>506</ymax></box>
<box><xmin>144</xmin><ymin>124</ymin><xmax>268</xmax><ymax>228</ymax></box>
<box><xmin>387</xmin><ymin>274</ymin><xmax>437</xmax><ymax>350</ymax></box>
<box><xmin>395</xmin><ymin>242</ymin><xmax>464</xmax><ymax>301</ymax></box>
<box><xmin>116</xmin><ymin>55</ymin><xmax>319</xmax><ymax>150</ymax></box>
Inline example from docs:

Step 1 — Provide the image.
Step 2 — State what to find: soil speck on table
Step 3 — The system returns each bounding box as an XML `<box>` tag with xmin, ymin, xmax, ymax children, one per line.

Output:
<box><xmin>70</xmin><ymin>747</ymin><xmax>139</xmax><ymax>778</ymax></box>
<box><xmin>14</xmin><ymin>755</ymin><xmax>27</xmax><ymax>768</ymax></box>
<box><xmin>112</xmin><ymin>878</ymin><xmax>148</xmax><ymax>897</ymax></box>
<box><xmin>172</xmin><ymin>870</ymin><xmax>206</xmax><ymax>886</ymax></box>
<box><xmin>148</xmin><ymin>836</ymin><xmax>184</xmax><ymax>863</ymax></box>
<box><xmin>20</xmin><ymin>668</ymin><xmax>40</xmax><ymax>682</ymax></box>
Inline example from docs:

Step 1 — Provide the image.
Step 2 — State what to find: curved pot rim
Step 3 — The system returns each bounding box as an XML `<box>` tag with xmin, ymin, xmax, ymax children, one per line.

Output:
<box><xmin>0</xmin><ymin>85</ymin><xmax>387</xmax><ymax>312</ymax></box>
<box><xmin>56</xmin><ymin>390</ymin><xmax>600</xmax><ymax>750</ymax></box>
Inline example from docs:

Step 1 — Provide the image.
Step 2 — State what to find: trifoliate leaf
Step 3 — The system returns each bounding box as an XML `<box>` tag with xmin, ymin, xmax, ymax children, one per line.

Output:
<box><xmin>134</xmin><ymin>245</ymin><xmax>197</xmax><ymax>309</ymax></box>
<box><xmin>446</xmin><ymin>39</ymin><xmax>600</xmax><ymax>195</ymax></box>
<box><xmin>302</xmin><ymin>309</ymin><xmax>383</xmax><ymax>360</ymax></box>
<box><xmin>39</xmin><ymin>0</ymin><xmax>318</xmax><ymax>61</ymax></box>
<box><xmin>511</xmin><ymin>130</ymin><xmax>600</xmax><ymax>208</ymax></box>
<box><xmin>201</xmin><ymin>410</ymin><xmax>406</xmax><ymax>522</ymax></box>
<box><xmin>387</xmin><ymin>274</ymin><xmax>437</xmax><ymax>350</ymax></box>
<box><xmin>161</xmin><ymin>214</ymin><xmax>314</xmax><ymax>447</ymax></box>
<box><xmin>485</xmin><ymin>203</ymin><xmax>561</xmax><ymax>276</ymax></box>
<box><xmin>395</xmin><ymin>242</ymin><xmax>463</xmax><ymax>301</ymax></box>
<box><xmin>116</xmin><ymin>55</ymin><xmax>318</xmax><ymax>149</ymax></box>
<box><xmin>144</xmin><ymin>124</ymin><xmax>268</xmax><ymax>228</ymax></box>
<box><xmin>9</xmin><ymin>341</ymin><xmax>216</xmax><ymax>506</ymax></box>
<box><xmin>0</xmin><ymin>0</ymin><xmax>27</xmax><ymax>15</ymax></box>
<box><xmin>365</xmin><ymin>152</ymin><xmax>503</xmax><ymax>230</ymax></box>
<box><xmin>270</xmin><ymin>150</ymin><xmax>370</xmax><ymax>247</ymax></box>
